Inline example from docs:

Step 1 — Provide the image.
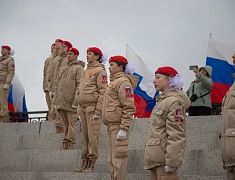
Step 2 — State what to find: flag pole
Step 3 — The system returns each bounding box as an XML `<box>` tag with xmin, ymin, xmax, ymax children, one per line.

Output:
<box><xmin>206</xmin><ymin>33</ymin><xmax>212</xmax><ymax>58</ymax></box>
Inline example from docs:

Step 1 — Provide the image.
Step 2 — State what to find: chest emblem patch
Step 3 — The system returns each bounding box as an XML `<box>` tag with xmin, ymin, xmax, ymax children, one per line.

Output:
<box><xmin>89</xmin><ymin>71</ymin><xmax>94</xmax><ymax>78</ymax></box>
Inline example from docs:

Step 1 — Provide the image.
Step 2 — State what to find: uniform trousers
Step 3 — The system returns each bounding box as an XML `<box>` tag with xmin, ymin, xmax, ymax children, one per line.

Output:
<box><xmin>44</xmin><ymin>91</ymin><xmax>52</xmax><ymax>120</ymax></box>
<box><xmin>107</xmin><ymin>124</ymin><xmax>130</xmax><ymax>180</ymax></box>
<box><xmin>50</xmin><ymin>95</ymin><xmax>62</xmax><ymax>129</ymax></box>
<box><xmin>227</xmin><ymin>166</ymin><xmax>235</xmax><ymax>180</ymax></box>
<box><xmin>79</xmin><ymin>105</ymin><xmax>102</xmax><ymax>161</ymax></box>
<box><xmin>0</xmin><ymin>84</ymin><xmax>10</xmax><ymax>123</ymax></box>
<box><xmin>150</xmin><ymin>166</ymin><xmax>178</xmax><ymax>180</ymax></box>
<box><xmin>59</xmin><ymin>109</ymin><xmax>77</xmax><ymax>144</ymax></box>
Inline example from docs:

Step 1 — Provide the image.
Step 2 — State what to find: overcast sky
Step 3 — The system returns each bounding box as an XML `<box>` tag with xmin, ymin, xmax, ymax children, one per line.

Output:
<box><xmin>1</xmin><ymin>0</ymin><xmax>235</xmax><ymax>111</ymax></box>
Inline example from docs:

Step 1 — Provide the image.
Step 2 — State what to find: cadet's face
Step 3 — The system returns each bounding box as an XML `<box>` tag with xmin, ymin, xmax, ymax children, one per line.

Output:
<box><xmin>153</xmin><ymin>74</ymin><xmax>169</xmax><ymax>92</ymax></box>
<box><xmin>109</xmin><ymin>62</ymin><xmax>122</xmax><ymax>75</ymax></box>
<box><xmin>86</xmin><ymin>51</ymin><xmax>98</xmax><ymax>63</ymax></box>
<box><xmin>67</xmin><ymin>52</ymin><xmax>77</xmax><ymax>62</ymax></box>
<box><xmin>55</xmin><ymin>41</ymin><xmax>62</xmax><ymax>50</ymax></box>
<box><xmin>60</xmin><ymin>44</ymin><xmax>68</xmax><ymax>54</ymax></box>
<box><xmin>1</xmin><ymin>48</ymin><xmax>9</xmax><ymax>56</ymax></box>
<box><xmin>51</xmin><ymin>46</ymin><xmax>55</xmax><ymax>53</ymax></box>
<box><xmin>232</xmin><ymin>53</ymin><xmax>235</xmax><ymax>66</ymax></box>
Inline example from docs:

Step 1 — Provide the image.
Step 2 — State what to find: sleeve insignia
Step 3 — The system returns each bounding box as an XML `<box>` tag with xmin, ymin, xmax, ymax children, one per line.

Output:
<box><xmin>125</xmin><ymin>86</ymin><xmax>133</xmax><ymax>98</ymax></box>
<box><xmin>101</xmin><ymin>74</ymin><xmax>108</xmax><ymax>84</ymax></box>
<box><xmin>174</xmin><ymin>108</ymin><xmax>184</xmax><ymax>122</ymax></box>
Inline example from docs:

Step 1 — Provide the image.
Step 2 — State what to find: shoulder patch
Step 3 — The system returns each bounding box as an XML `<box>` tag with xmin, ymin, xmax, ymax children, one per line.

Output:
<box><xmin>125</xmin><ymin>86</ymin><xmax>133</xmax><ymax>98</ymax></box>
<box><xmin>174</xmin><ymin>108</ymin><xmax>184</xmax><ymax>122</ymax></box>
<box><xmin>101</xmin><ymin>74</ymin><xmax>108</xmax><ymax>84</ymax></box>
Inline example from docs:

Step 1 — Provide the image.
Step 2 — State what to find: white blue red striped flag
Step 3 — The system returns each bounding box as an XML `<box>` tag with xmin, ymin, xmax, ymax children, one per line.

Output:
<box><xmin>8</xmin><ymin>75</ymin><xmax>28</xmax><ymax>122</ymax></box>
<box><xmin>126</xmin><ymin>45</ymin><xmax>158</xmax><ymax>118</ymax></box>
<box><xmin>206</xmin><ymin>35</ymin><xmax>235</xmax><ymax>103</ymax></box>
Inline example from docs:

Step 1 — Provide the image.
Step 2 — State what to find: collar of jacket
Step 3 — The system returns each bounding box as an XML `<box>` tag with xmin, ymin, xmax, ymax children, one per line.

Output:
<box><xmin>67</xmin><ymin>59</ymin><xmax>79</xmax><ymax>66</ymax></box>
<box><xmin>52</xmin><ymin>50</ymin><xmax>60</xmax><ymax>58</ymax></box>
<box><xmin>0</xmin><ymin>55</ymin><xmax>10</xmax><ymax>61</ymax></box>
<box><xmin>156</xmin><ymin>88</ymin><xmax>176</xmax><ymax>101</ymax></box>
<box><xmin>87</xmin><ymin>61</ymin><xmax>101</xmax><ymax>69</ymax></box>
<box><xmin>110</xmin><ymin>72</ymin><xmax>125</xmax><ymax>81</ymax></box>
<box><xmin>60</xmin><ymin>53</ymin><xmax>67</xmax><ymax>58</ymax></box>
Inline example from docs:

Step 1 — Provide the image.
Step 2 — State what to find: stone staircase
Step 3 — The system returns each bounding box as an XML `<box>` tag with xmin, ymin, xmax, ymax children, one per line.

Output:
<box><xmin>0</xmin><ymin>116</ymin><xmax>226</xmax><ymax>180</ymax></box>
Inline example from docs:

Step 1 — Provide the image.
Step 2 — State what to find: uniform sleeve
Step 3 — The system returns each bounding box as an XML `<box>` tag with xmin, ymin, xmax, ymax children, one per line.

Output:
<box><xmin>95</xmin><ymin>69</ymin><xmax>108</xmax><ymax>115</ymax></box>
<box><xmin>197</xmin><ymin>74</ymin><xmax>213</xmax><ymax>90</ymax></box>
<box><xmin>47</xmin><ymin>60</ymin><xmax>53</xmax><ymax>92</ymax></box>
<box><xmin>6</xmin><ymin>58</ymin><xmax>15</xmax><ymax>84</ymax></box>
<box><xmin>53</xmin><ymin>68</ymin><xmax>61</xmax><ymax>105</ymax></box>
<box><xmin>43</xmin><ymin>58</ymin><xmax>49</xmax><ymax>91</ymax></box>
<box><xmin>73</xmin><ymin>65</ymin><xmax>84</xmax><ymax>106</ymax></box>
<box><xmin>165</xmin><ymin>101</ymin><xmax>186</xmax><ymax>168</ymax></box>
<box><xmin>118</xmin><ymin>80</ymin><xmax>135</xmax><ymax>131</ymax></box>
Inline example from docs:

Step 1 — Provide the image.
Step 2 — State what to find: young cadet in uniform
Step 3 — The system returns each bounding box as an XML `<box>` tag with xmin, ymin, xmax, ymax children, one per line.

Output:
<box><xmin>75</xmin><ymin>47</ymin><xmax>108</xmax><ymax>173</ymax></box>
<box><xmin>102</xmin><ymin>56</ymin><xmax>138</xmax><ymax>180</ymax></box>
<box><xmin>47</xmin><ymin>39</ymin><xmax>63</xmax><ymax>124</ymax></box>
<box><xmin>51</xmin><ymin>40</ymin><xmax>72</xmax><ymax>133</ymax></box>
<box><xmin>54</xmin><ymin>47</ymin><xmax>84</xmax><ymax>150</ymax></box>
<box><xmin>43</xmin><ymin>43</ymin><xmax>55</xmax><ymax>120</ymax></box>
<box><xmin>144</xmin><ymin>66</ymin><xmax>190</xmax><ymax>180</ymax></box>
<box><xmin>220</xmin><ymin>53</ymin><xmax>235</xmax><ymax>180</ymax></box>
<box><xmin>0</xmin><ymin>46</ymin><xmax>15</xmax><ymax>122</ymax></box>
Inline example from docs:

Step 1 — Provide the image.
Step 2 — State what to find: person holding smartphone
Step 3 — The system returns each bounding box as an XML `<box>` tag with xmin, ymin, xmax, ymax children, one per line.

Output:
<box><xmin>186</xmin><ymin>65</ymin><xmax>213</xmax><ymax>116</ymax></box>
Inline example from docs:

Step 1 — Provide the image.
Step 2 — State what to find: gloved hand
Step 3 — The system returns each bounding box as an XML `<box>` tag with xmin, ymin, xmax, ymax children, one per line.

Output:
<box><xmin>164</xmin><ymin>165</ymin><xmax>176</xmax><ymax>172</ymax></box>
<box><xmin>72</xmin><ymin>104</ymin><xmax>77</xmax><ymax>109</ymax></box>
<box><xmin>3</xmin><ymin>84</ymin><xmax>10</xmax><ymax>90</ymax></box>
<box><xmin>92</xmin><ymin>114</ymin><xmax>100</xmax><ymax>120</ymax></box>
<box><xmin>116</xmin><ymin>129</ymin><xmax>127</xmax><ymax>140</ymax></box>
<box><xmin>49</xmin><ymin>92</ymin><xmax>54</xmax><ymax>98</ymax></box>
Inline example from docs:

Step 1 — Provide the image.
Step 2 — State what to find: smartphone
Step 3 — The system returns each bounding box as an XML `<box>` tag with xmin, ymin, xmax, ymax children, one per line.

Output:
<box><xmin>189</xmin><ymin>65</ymin><xmax>198</xmax><ymax>70</ymax></box>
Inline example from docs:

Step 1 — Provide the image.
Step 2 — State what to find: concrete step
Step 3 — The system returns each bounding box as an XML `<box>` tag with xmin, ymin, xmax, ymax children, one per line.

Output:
<box><xmin>0</xmin><ymin>148</ymin><xmax>226</xmax><ymax>177</ymax></box>
<box><xmin>0</xmin><ymin>172</ymin><xmax>151</xmax><ymax>180</ymax></box>
<box><xmin>0</xmin><ymin>149</ymin><xmax>146</xmax><ymax>174</ymax></box>
<box><xmin>0</xmin><ymin>118</ymin><xmax>150</xmax><ymax>137</ymax></box>
<box><xmin>0</xmin><ymin>172</ymin><xmax>226</xmax><ymax>180</ymax></box>
<box><xmin>13</xmin><ymin>131</ymin><xmax>146</xmax><ymax>151</ymax></box>
<box><xmin>0</xmin><ymin>115</ymin><xmax>227</xmax><ymax>179</ymax></box>
<box><xmin>0</xmin><ymin>119</ymin><xmax>220</xmax><ymax>152</ymax></box>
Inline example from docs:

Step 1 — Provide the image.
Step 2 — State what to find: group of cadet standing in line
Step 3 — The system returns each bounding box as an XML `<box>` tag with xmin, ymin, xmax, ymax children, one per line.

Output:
<box><xmin>0</xmin><ymin>43</ymin><xmax>234</xmax><ymax>179</ymax></box>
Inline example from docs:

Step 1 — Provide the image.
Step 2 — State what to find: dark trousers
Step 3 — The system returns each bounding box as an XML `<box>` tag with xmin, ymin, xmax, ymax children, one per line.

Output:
<box><xmin>188</xmin><ymin>106</ymin><xmax>211</xmax><ymax>116</ymax></box>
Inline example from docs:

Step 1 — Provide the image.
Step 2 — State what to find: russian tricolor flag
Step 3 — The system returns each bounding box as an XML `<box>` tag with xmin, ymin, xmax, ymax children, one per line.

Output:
<box><xmin>206</xmin><ymin>35</ymin><xmax>235</xmax><ymax>103</ymax></box>
<box><xmin>126</xmin><ymin>45</ymin><xmax>158</xmax><ymax>118</ymax></box>
<box><xmin>8</xmin><ymin>75</ymin><xmax>28</xmax><ymax>122</ymax></box>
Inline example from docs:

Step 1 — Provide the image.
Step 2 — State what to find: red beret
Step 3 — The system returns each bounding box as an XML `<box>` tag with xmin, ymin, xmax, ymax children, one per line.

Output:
<box><xmin>109</xmin><ymin>55</ymin><xmax>128</xmax><ymax>64</ymax></box>
<box><xmin>155</xmin><ymin>66</ymin><xmax>178</xmax><ymax>77</ymax></box>
<box><xmin>55</xmin><ymin>39</ymin><xmax>63</xmax><ymax>43</ymax></box>
<box><xmin>68</xmin><ymin>47</ymin><xmax>79</xmax><ymax>55</ymax></box>
<box><xmin>87</xmin><ymin>47</ymin><xmax>102</xmax><ymax>55</ymax></box>
<box><xmin>1</xmin><ymin>46</ymin><xmax>11</xmax><ymax>51</ymax></box>
<box><xmin>62</xmin><ymin>41</ymin><xmax>72</xmax><ymax>49</ymax></box>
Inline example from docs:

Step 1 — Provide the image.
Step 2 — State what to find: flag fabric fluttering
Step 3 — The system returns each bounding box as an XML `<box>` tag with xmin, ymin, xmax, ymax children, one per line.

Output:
<box><xmin>206</xmin><ymin>35</ymin><xmax>235</xmax><ymax>103</ymax></box>
<box><xmin>8</xmin><ymin>75</ymin><xmax>28</xmax><ymax>122</ymax></box>
<box><xmin>126</xmin><ymin>45</ymin><xmax>158</xmax><ymax>118</ymax></box>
